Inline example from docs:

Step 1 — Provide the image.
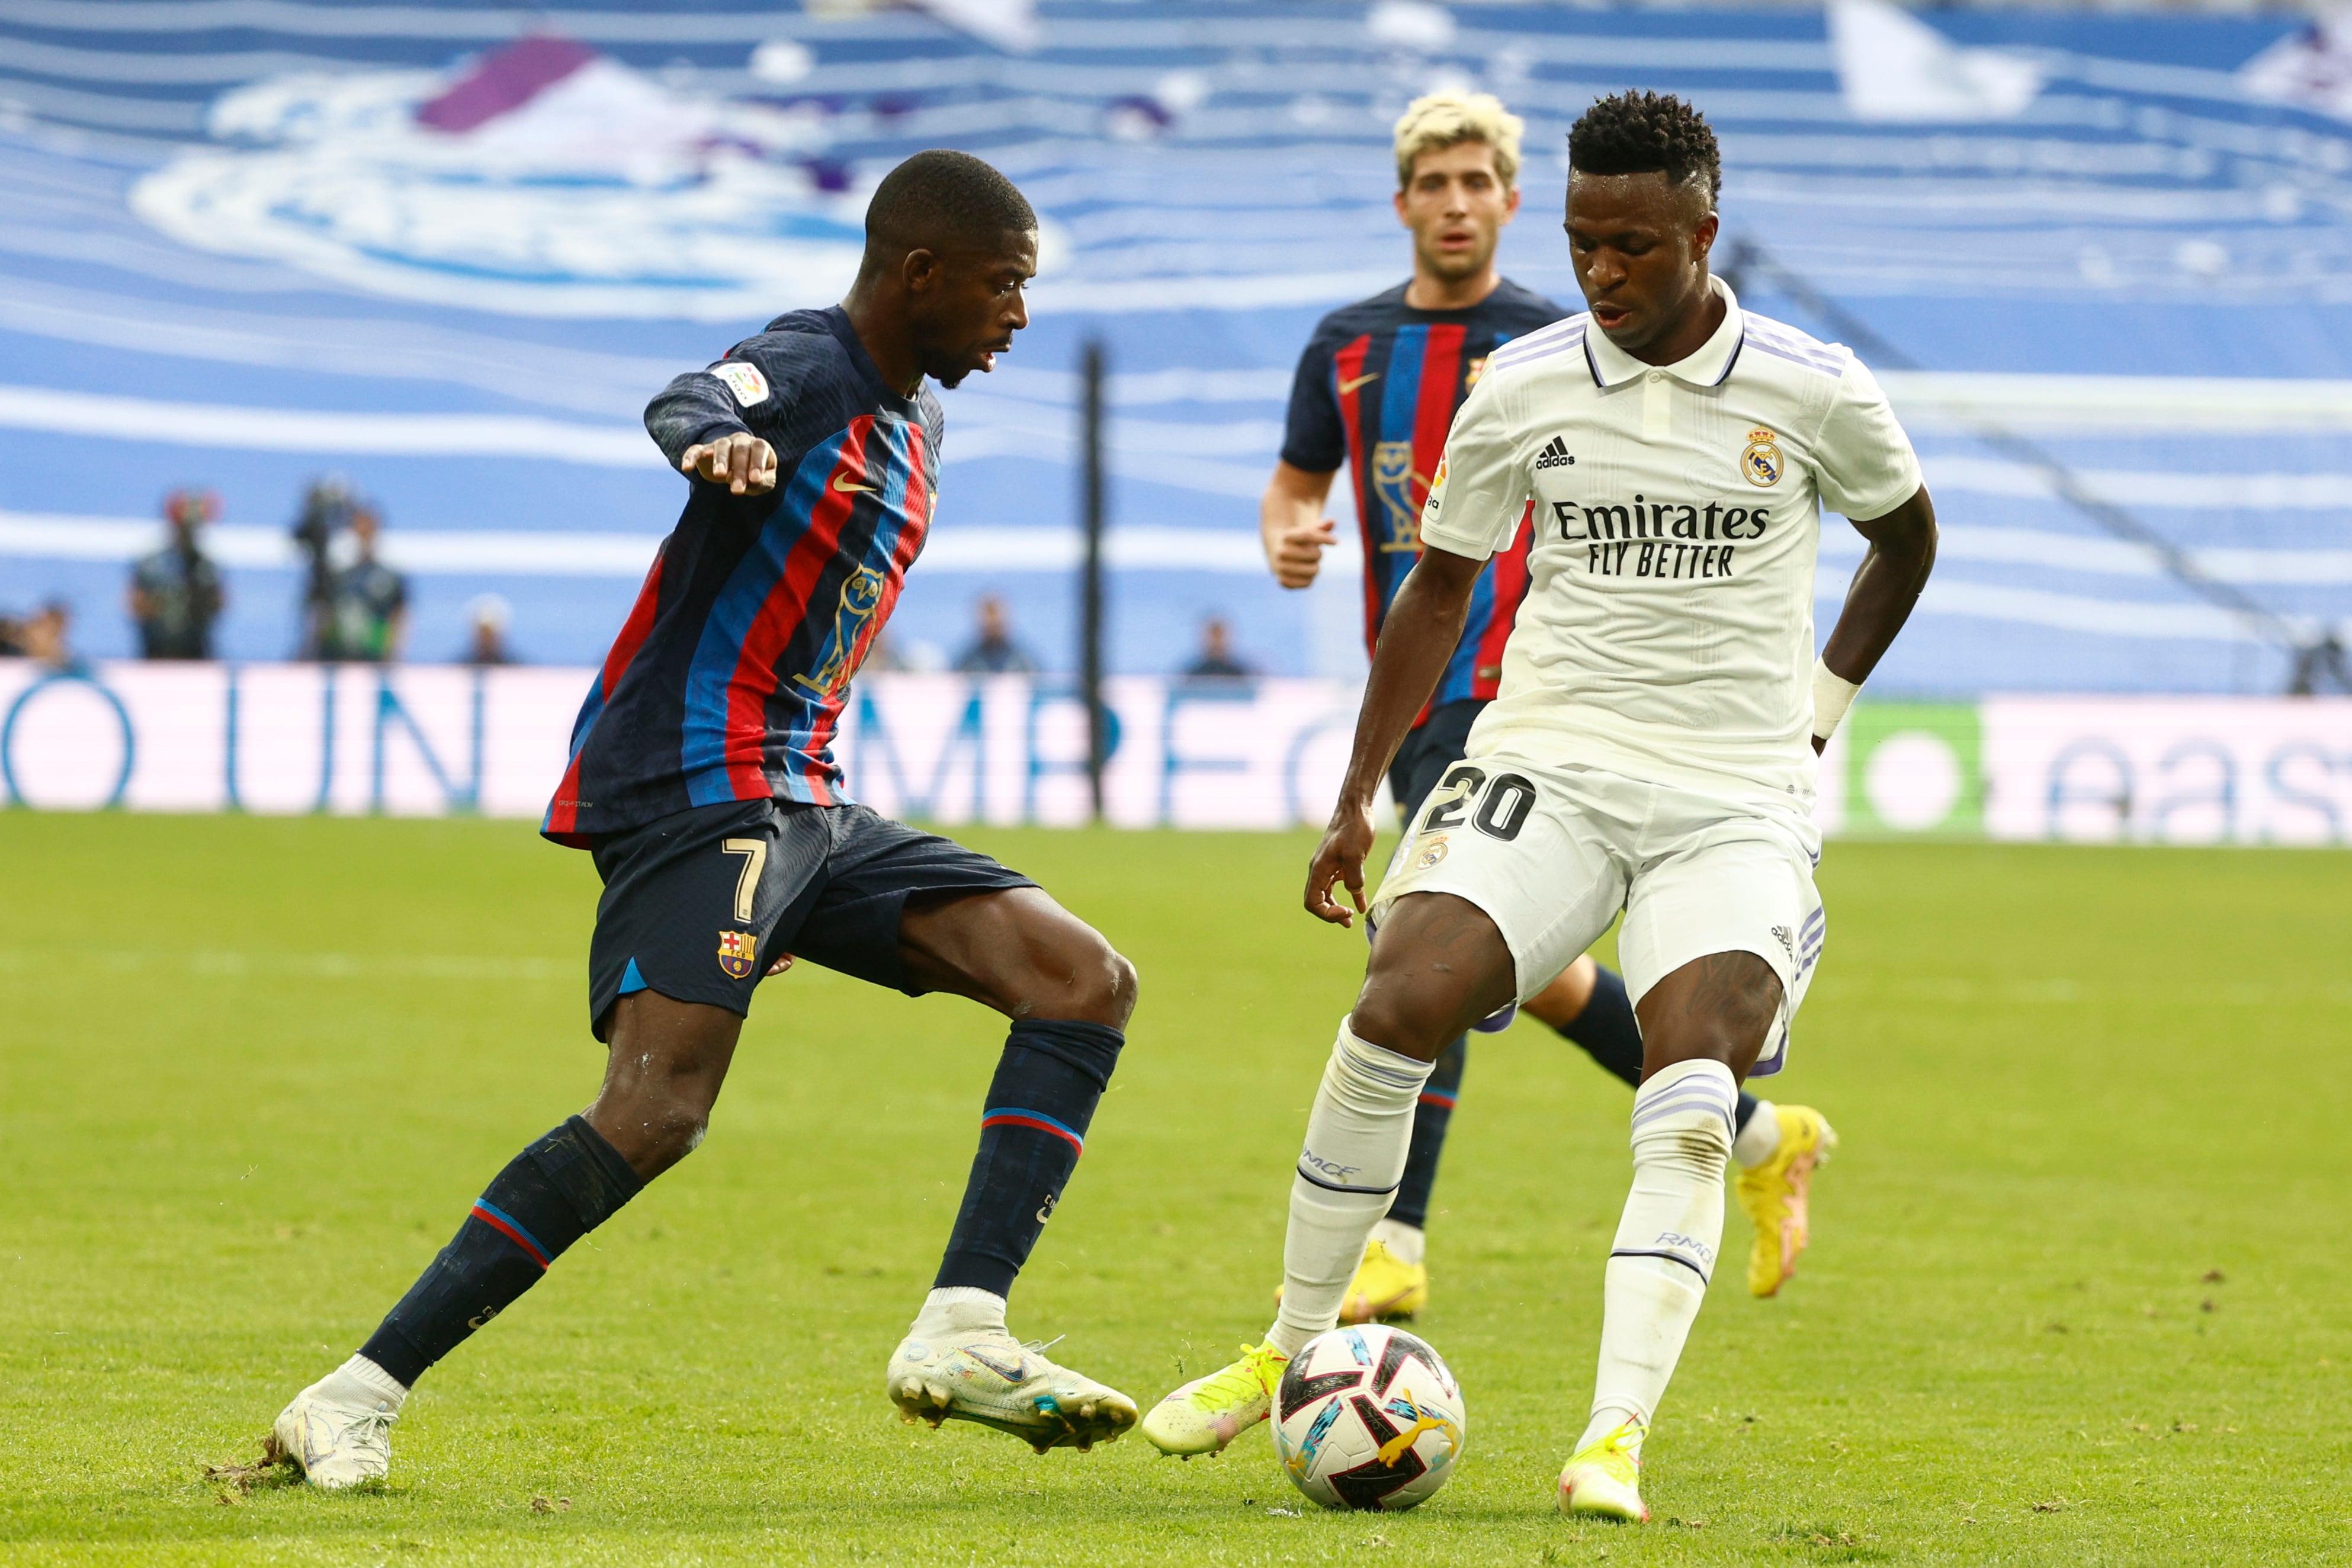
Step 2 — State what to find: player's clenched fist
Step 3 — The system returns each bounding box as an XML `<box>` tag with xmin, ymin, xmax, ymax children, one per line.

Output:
<box><xmin>681</xmin><ymin>432</ymin><xmax>778</xmax><ymax>496</ymax></box>
<box><xmin>1267</xmin><ymin>517</ymin><xmax>1339</xmax><ymax>589</ymax></box>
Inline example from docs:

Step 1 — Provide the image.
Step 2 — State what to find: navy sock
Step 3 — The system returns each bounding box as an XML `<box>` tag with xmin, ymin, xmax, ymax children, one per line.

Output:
<box><xmin>1563</xmin><ymin>966</ymin><xmax>1760</xmax><ymax>1131</ymax></box>
<box><xmin>933</xmin><ymin>1019</ymin><xmax>1123</xmax><ymax>1297</ymax></box>
<box><xmin>1555</xmin><ymin>965</ymin><xmax>1643</xmax><ymax>1088</ymax></box>
<box><xmin>358</xmin><ymin>1116</ymin><xmax>643</xmax><ymax>1387</ymax></box>
<box><xmin>1386</xmin><ymin>1034</ymin><xmax>1466</xmax><ymax>1231</ymax></box>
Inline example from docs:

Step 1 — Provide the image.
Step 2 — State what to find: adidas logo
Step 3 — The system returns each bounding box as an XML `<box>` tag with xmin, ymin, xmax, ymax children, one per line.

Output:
<box><xmin>1534</xmin><ymin>436</ymin><xmax>1576</xmax><ymax>470</ymax></box>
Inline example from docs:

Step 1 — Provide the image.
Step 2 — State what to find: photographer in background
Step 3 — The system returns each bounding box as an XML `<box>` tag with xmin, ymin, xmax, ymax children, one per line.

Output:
<box><xmin>129</xmin><ymin>487</ymin><xmax>226</xmax><ymax>661</ymax></box>
<box><xmin>315</xmin><ymin>502</ymin><xmax>408</xmax><ymax>664</ymax></box>
<box><xmin>291</xmin><ymin>475</ymin><xmax>354</xmax><ymax>659</ymax></box>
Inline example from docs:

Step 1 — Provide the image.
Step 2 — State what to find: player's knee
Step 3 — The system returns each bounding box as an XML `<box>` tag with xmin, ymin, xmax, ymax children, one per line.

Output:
<box><xmin>1345</xmin><ymin>988</ymin><xmax>1449</xmax><ymax>1064</ymax></box>
<box><xmin>631</xmin><ymin>1091</ymin><xmax>714</xmax><ymax>1169</ymax></box>
<box><xmin>1106</xmin><ymin>946</ymin><xmax>1139</xmax><ymax>1021</ymax></box>
<box><xmin>1061</xmin><ymin>935</ymin><xmax>1137</xmax><ymax>1027</ymax></box>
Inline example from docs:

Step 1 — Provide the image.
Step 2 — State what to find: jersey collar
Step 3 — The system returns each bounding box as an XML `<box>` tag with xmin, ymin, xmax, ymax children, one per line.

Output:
<box><xmin>1581</xmin><ymin>275</ymin><xmax>1745</xmax><ymax>391</ymax></box>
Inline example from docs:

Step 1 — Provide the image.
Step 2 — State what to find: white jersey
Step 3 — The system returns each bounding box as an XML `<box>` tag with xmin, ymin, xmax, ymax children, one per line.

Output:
<box><xmin>1417</xmin><ymin>276</ymin><xmax>1921</xmax><ymax>809</ymax></box>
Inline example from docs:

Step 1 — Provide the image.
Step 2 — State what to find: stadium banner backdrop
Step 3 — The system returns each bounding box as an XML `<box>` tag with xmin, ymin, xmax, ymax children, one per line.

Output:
<box><xmin>3</xmin><ymin>660</ymin><xmax>2349</xmax><ymax>846</ymax></box>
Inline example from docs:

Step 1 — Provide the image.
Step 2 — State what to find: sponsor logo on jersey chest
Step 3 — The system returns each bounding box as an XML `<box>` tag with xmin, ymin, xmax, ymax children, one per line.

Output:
<box><xmin>1373</xmin><ymin>441</ymin><xmax>1428</xmax><ymax>553</ymax></box>
<box><xmin>1546</xmin><ymin>493</ymin><xmax>1773</xmax><ymax>582</ymax></box>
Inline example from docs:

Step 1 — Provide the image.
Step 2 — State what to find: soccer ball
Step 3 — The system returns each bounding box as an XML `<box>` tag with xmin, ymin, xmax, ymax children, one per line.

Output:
<box><xmin>1272</xmin><ymin>1325</ymin><xmax>1467</xmax><ymax>1511</ymax></box>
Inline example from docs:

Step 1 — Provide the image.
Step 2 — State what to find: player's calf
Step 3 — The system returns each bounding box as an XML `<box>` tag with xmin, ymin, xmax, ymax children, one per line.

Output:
<box><xmin>262</xmin><ymin>1110</ymin><xmax>647</xmax><ymax>1483</ymax></box>
<box><xmin>888</xmin><ymin>1016</ymin><xmax>1139</xmax><ymax>1449</ymax></box>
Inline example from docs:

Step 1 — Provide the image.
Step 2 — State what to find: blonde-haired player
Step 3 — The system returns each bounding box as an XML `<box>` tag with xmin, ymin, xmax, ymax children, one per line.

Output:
<box><xmin>1243</xmin><ymin>89</ymin><xmax>1839</xmax><ymax>1336</ymax></box>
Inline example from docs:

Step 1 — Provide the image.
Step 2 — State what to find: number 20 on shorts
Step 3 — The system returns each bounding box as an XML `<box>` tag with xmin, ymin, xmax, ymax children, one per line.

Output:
<box><xmin>1423</xmin><ymin>767</ymin><xmax>1536</xmax><ymax>842</ymax></box>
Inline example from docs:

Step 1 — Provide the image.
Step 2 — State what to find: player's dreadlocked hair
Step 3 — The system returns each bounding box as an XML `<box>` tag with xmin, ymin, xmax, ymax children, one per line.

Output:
<box><xmin>861</xmin><ymin>149</ymin><xmax>1036</xmax><ymax>271</ymax></box>
<box><xmin>1567</xmin><ymin>91</ymin><xmax>1721</xmax><ymax>210</ymax></box>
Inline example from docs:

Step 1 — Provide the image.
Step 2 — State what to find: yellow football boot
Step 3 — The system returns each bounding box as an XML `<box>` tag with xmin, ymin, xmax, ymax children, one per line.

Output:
<box><xmin>1557</xmin><ymin>1418</ymin><xmax>1648</xmax><ymax>1521</ymax></box>
<box><xmin>1269</xmin><ymin>1237</ymin><xmax>1430</xmax><ymax>1323</ymax></box>
<box><xmin>1340</xmin><ymin>1238</ymin><xmax>1428</xmax><ymax>1323</ymax></box>
<box><xmin>1140</xmin><ymin>1342</ymin><xmax>1289</xmax><ymax>1456</ymax></box>
<box><xmin>1735</xmin><ymin>1104</ymin><xmax>1838</xmax><ymax>1298</ymax></box>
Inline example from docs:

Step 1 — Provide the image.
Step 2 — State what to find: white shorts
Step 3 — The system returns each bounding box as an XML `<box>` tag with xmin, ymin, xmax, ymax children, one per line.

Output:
<box><xmin>1370</xmin><ymin>756</ymin><xmax>1825</xmax><ymax>1076</ymax></box>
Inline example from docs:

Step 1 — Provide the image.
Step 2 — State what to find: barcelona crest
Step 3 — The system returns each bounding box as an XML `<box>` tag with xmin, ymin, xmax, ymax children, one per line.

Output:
<box><xmin>1741</xmin><ymin>426</ymin><xmax>1783</xmax><ymax>487</ymax></box>
<box><xmin>717</xmin><ymin>929</ymin><xmax>758</xmax><ymax>979</ymax></box>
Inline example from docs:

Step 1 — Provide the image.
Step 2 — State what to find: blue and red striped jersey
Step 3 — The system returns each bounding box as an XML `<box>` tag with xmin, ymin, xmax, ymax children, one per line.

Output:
<box><xmin>1282</xmin><ymin>279</ymin><xmax>1562</xmax><ymax>718</ymax></box>
<box><xmin>543</xmin><ymin>307</ymin><xmax>939</xmax><ymax>844</ymax></box>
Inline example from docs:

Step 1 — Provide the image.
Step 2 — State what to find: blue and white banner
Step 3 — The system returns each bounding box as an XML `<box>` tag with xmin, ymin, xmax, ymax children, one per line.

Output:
<box><xmin>0</xmin><ymin>1</ymin><xmax>2347</xmax><ymax>693</ymax></box>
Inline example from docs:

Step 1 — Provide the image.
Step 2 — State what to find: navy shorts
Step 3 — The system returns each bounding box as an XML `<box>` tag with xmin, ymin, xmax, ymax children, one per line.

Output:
<box><xmin>1386</xmin><ymin>698</ymin><xmax>1487</xmax><ymax>826</ymax></box>
<box><xmin>584</xmin><ymin>798</ymin><xmax>1035</xmax><ymax>1040</ymax></box>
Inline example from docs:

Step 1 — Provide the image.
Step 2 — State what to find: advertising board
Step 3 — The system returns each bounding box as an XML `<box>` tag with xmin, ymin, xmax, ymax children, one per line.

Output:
<box><xmin>4</xmin><ymin>661</ymin><xmax>2344</xmax><ymax>846</ymax></box>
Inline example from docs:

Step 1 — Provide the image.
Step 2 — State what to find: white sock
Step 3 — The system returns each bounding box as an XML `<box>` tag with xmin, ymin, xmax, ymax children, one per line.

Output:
<box><xmin>1577</xmin><ymin>1059</ymin><xmax>1737</xmax><ymax>1451</ymax></box>
<box><xmin>1370</xmin><ymin>1217</ymin><xmax>1426</xmax><ymax>1267</ymax></box>
<box><xmin>335</xmin><ymin>1355</ymin><xmax>409</xmax><ymax>1412</ymax></box>
<box><xmin>909</xmin><ymin>1286</ymin><xmax>1007</xmax><ymax>1340</ymax></box>
<box><xmin>1731</xmin><ymin>1098</ymin><xmax>1781</xmax><ymax>1169</ymax></box>
<box><xmin>1266</xmin><ymin>1020</ymin><xmax>1434</xmax><ymax>1356</ymax></box>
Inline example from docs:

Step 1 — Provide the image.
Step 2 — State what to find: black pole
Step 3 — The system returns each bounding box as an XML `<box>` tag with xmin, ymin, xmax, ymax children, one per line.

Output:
<box><xmin>1080</xmin><ymin>338</ymin><xmax>1108</xmax><ymax>822</ymax></box>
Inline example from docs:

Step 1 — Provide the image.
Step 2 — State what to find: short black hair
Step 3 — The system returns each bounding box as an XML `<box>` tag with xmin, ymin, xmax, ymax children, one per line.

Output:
<box><xmin>862</xmin><ymin>149</ymin><xmax>1035</xmax><ymax>270</ymax></box>
<box><xmin>1567</xmin><ymin>91</ymin><xmax>1721</xmax><ymax>209</ymax></box>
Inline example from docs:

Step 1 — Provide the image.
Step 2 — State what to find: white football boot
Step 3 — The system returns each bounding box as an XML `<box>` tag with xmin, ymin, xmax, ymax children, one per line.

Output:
<box><xmin>886</xmin><ymin>1329</ymin><xmax>1137</xmax><ymax>1453</ymax></box>
<box><xmin>267</xmin><ymin>1355</ymin><xmax>406</xmax><ymax>1489</ymax></box>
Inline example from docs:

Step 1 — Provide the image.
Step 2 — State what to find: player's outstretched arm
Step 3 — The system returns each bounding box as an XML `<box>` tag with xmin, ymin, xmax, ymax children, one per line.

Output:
<box><xmin>1817</xmin><ymin>484</ymin><xmax>1937</xmax><ymax>751</ymax></box>
<box><xmin>1305</xmin><ymin>545</ymin><xmax>1483</xmax><ymax>926</ymax></box>
<box><xmin>646</xmin><ymin>362</ymin><xmax>781</xmax><ymax>496</ymax></box>
<box><xmin>1260</xmin><ymin>461</ymin><xmax>1340</xmax><ymax>589</ymax></box>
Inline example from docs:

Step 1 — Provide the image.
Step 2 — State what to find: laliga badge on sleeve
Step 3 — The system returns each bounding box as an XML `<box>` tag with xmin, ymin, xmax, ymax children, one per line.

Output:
<box><xmin>717</xmin><ymin>929</ymin><xmax>758</xmax><ymax>979</ymax></box>
<box><xmin>714</xmin><ymin>359</ymin><xmax>771</xmax><ymax>408</ymax></box>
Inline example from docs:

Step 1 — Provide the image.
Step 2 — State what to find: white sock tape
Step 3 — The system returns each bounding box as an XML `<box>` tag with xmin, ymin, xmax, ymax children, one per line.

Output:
<box><xmin>1811</xmin><ymin>658</ymin><xmax>1862</xmax><ymax>741</ymax></box>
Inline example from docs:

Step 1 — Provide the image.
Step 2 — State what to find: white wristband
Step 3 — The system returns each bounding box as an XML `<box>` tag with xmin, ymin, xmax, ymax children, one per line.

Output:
<box><xmin>1811</xmin><ymin>658</ymin><xmax>1862</xmax><ymax>741</ymax></box>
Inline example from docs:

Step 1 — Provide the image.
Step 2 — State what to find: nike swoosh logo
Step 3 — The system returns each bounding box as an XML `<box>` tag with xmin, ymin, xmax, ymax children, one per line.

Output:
<box><xmin>832</xmin><ymin>475</ymin><xmax>877</xmax><ymax>494</ymax></box>
<box><xmin>1338</xmin><ymin>372</ymin><xmax>1380</xmax><ymax>394</ymax></box>
<box><xmin>964</xmin><ymin>1347</ymin><xmax>1028</xmax><ymax>1382</ymax></box>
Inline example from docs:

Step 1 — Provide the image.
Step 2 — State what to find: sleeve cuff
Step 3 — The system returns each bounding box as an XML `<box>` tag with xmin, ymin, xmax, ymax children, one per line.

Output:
<box><xmin>1831</xmin><ymin>464</ymin><xmax>1924</xmax><ymax>523</ymax></box>
<box><xmin>1416</xmin><ymin>522</ymin><xmax>1499</xmax><ymax>561</ymax></box>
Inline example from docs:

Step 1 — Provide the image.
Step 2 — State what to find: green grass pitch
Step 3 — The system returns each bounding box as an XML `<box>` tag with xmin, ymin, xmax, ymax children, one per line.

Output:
<box><xmin>2</xmin><ymin>812</ymin><xmax>2347</xmax><ymax>1566</ymax></box>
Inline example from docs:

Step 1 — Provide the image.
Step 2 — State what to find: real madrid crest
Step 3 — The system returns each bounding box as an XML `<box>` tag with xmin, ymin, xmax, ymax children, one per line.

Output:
<box><xmin>1414</xmin><ymin>835</ymin><xmax>1449</xmax><ymax>870</ymax></box>
<box><xmin>1740</xmin><ymin>427</ymin><xmax>1783</xmax><ymax>488</ymax></box>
